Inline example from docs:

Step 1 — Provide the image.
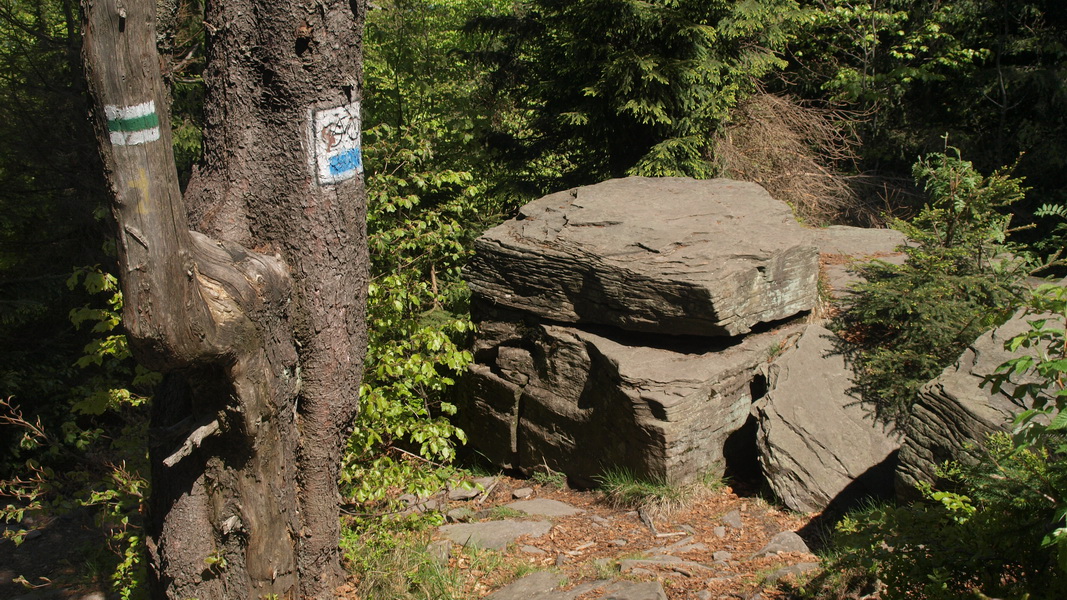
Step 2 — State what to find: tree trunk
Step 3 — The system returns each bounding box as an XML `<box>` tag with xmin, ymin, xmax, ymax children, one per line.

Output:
<box><xmin>80</xmin><ymin>0</ymin><xmax>367</xmax><ymax>598</ymax></box>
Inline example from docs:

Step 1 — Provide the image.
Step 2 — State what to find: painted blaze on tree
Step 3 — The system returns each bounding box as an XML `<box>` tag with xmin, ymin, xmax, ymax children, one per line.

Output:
<box><xmin>81</xmin><ymin>0</ymin><xmax>368</xmax><ymax>598</ymax></box>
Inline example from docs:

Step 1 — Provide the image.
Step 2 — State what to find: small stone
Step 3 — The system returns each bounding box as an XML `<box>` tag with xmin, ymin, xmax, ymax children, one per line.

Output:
<box><xmin>448</xmin><ymin>485</ymin><xmax>481</xmax><ymax>501</ymax></box>
<box><xmin>555</xmin><ymin>553</ymin><xmax>568</xmax><ymax>566</ymax></box>
<box><xmin>426</xmin><ymin>539</ymin><xmax>451</xmax><ymax>565</ymax></box>
<box><xmin>697</xmin><ymin>592</ymin><xmax>713</xmax><ymax>600</ymax></box>
<box><xmin>752</xmin><ymin>531</ymin><xmax>811</xmax><ymax>558</ymax></box>
<box><xmin>590</xmin><ymin>515</ymin><xmax>611</xmax><ymax>525</ymax></box>
<box><xmin>446</xmin><ymin>507</ymin><xmax>475</xmax><ymax>522</ymax></box>
<box><xmin>473</xmin><ymin>476</ymin><xmax>498</xmax><ymax>489</ymax></box>
<box><xmin>403</xmin><ymin>497</ymin><xmax>444</xmax><ymax>515</ymax></box>
<box><xmin>519</xmin><ymin>545</ymin><xmax>547</xmax><ymax>555</ymax></box>
<box><xmin>610</xmin><ymin>539</ymin><xmax>628</xmax><ymax>546</ymax></box>
<box><xmin>720</xmin><ymin>510</ymin><xmax>743</xmax><ymax>529</ymax></box>
<box><xmin>713</xmin><ymin>526</ymin><xmax>727</xmax><ymax>539</ymax></box>
<box><xmin>712</xmin><ymin>550</ymin><xmax>732</xmax><ymax>561</ymax></box>
<box><xmin>505</xmin><ymin>498</ymin><xmax>584</xmax><ymax>517</ymax></box>
<box><xmin>512</xmin><ymin>487</ymin><xmax>534</xmax><ymax>499</ymax></box>
<box><xmin>629</xmin><ymin>567</ymin><xmax>655</xmax><ymax>577</ymax></box>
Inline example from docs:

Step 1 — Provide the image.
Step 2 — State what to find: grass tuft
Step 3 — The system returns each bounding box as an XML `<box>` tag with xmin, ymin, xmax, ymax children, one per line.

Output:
<box><xmin>595</xmin><ymin>467</ymin><xmax>695</xmax><ymax>519</ymax></box>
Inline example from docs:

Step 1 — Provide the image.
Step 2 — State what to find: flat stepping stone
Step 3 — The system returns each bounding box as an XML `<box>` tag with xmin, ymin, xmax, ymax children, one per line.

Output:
<box><xmin>438</xmin><ymin>520</ymin><xmax>552</xmax><ymax>550</ymax></box>
<box><xmin>619</xmin><ymin>554</ymin><xmax>714</xmax><ymax>574</ymax></box>
<box><xmin>485</xmin><ymin>572</ymin><xmax>666</xmax><ymax>600</ymax></box>
<box><xmin>485</xmin><ymin>571</ymin><xmax>565</xmax><ymax>599</ymax></box>
<box><xmin>505</xmin><ymin>498</ymin><xmax>584</xmax><ymax>517</ymax></box>
<box><xmin>595</xmin><ymin>580</ymin><xmax>668</xmax><ymax>600</ymax></box>
<box><xmin>448</xmin><ymin>476</ymin><xmax>499</xmax><ymax>500</ymax></box>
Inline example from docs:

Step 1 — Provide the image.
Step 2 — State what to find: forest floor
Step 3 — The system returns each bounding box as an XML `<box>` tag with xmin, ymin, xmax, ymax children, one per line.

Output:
<box><xmin>340</xmin><ymin>473</ymin><xmax>827</xmax><ymax>600</ymax></box>
<box><xmin>1</xmin><ymin>474</ymin><xmax>826</xmax><ymax>600</ymax></box>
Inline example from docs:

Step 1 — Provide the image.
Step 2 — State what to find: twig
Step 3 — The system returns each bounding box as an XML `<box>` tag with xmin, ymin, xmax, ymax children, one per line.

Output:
<box><xmin>475</xmin><ymin>478</ymin><xmax>499</xmax><ymax>505</ymax></box>
<box><xmin>392</xmin><ymin>446</ymin><xmax>451</xmax><ymax>470</ymax></box>
<box><xmin>163</xmin><ymin>419</ymin><xmax>221</xmax><ymax>467</ymax></box>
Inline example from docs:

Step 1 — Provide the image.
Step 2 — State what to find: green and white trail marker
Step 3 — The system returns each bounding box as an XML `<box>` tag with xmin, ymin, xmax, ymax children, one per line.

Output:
<box><xmin>105</xmin><ymin>101</ymin><xmax>160</xmax><ymax>146</ymax></box>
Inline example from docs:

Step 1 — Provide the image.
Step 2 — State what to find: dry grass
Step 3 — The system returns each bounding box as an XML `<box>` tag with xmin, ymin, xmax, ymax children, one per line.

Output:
<box><xmin>713</xmin><ymin>93</ymin><xmax>885</xmax><ymax>227</ymax></box>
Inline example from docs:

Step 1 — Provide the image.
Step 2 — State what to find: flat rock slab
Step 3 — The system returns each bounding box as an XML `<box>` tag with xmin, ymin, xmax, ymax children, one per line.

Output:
<box><xmin>505</xmin><ymin>499</ymin><xmax>585</xmax><ymax>517</ymax></box>
<box><xmin>811</xmin><ymin>225</ymin><xmax>905</xmax><ymax>259</ymax></box>
<box><xmin>485</xmin><ymin>571</ymin><xmax>666</xmax><ymax>600</ymax></box>
<box><xmin>755</xmin><ymin>324</ymin><xmax>902</xmax><ymax>513</ymax></box>
<box><xmin>484</xmin><ymin>571</ymin><xmax>566</xmax><ymax>599</ymax></box>
<box><xmin>811</xmin><ymin>225</ymin><xmax>906</xmax><ymax>297</ymax></box>
<box><xmin>619</xmin><ymin>554</ymin><xmax>714</xmax><ymax>574</ymax></box>
<box><xmin>466</xmin><ymin>177</ymin><xmax>819</xmax><ymax>337</ymax></box>
<box><xmin>438</xmin><ymin>520</ymin><xmax>552</xmax><ymax>550</ymax></box>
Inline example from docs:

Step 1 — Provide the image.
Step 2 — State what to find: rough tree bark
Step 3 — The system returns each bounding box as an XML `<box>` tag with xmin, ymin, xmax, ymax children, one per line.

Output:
<box><xmin>81</xmin><ymin>0</ymin><xmax>367</xmax><ymax>598</ymax></box>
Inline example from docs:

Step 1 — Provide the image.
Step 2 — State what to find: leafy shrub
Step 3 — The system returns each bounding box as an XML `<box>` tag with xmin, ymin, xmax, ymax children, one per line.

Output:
<box><xmin>825</xmin><ymin>434</ymin><xmax>1067</xmax><ymax>600</ymax></box>
<box><xmin>986</xmin><ymin>281</ymin><xmax>1067</xmax><ymax>564</ymax></box>
<box><xmin>1</xmin><ymin>267</ymin><xmax>153</xmax><ymax>599</ymax></box>
<box><xmin>340</xmin><ymin>121</ymin><xmax>500</xmax><ymax>506</ymax></box>
<box><xmin>834</xmin><ymin>149</ymin><xmax>1030</xmax><ymax>428</ymax></box>
<box><xmin>798</xmin><ymin>282</ymin><xmax>1067</xmax><ymax>600</ymax></box>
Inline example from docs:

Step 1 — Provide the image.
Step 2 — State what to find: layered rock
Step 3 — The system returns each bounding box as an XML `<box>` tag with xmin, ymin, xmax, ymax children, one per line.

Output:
<box><xmin>463</xmin><ymin>306</ymin><xmax>804</xmax><ymax>484</ymax></box>
<box><xmin>466</xmin><ymin>177</ymin><xmax>820</xmax><ymax>337</ymax></box>
<box><xmin>896</xmin><ymin>309</ymin><xmax>1040</xmax><ymax>493</ymax></box>
<box><xmin>464</xmin><ymin>177</ymin><xmax>915</xmax><ymax>498</ymax></box>
<box><xmin>463</xmin><ymin>177</ymin><xmax>819</xmax><ymax>484</ymax></box>
<box><xmin>754</xmin><ymin>325</ymin><xmax>902</xmax><ymax>513</ymax></box>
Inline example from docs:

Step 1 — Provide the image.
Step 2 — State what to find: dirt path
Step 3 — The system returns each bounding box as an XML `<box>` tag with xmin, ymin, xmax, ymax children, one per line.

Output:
<box><xmin>422</xmin><ymin>475</ymin><xmax>821</xmax><ymax>599</ymax></box>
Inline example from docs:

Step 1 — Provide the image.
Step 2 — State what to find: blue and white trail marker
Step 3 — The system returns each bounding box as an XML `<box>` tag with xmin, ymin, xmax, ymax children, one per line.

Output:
<box><xmin>105</xmin><ymin>101</ymin><xmax>160</xmax><ymax>146</ymax></box>
<box><xmin>312</xmin><ymin>102</ymin><xmax>362</xmax><ymax>185</ymax></box>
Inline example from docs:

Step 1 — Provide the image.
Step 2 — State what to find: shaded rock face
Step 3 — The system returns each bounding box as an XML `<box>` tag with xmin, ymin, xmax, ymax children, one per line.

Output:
<box><xmin>463</xmin><ymin>306</ymin><xmax>804</xmax><ymax>484</ymax></box>
<box><xmin>466</xmin><ymin>177</ymin><xmax>820</xmax><ymax>337</ymax></box>
<box><xmin>463</xmin><ymin>177</ymin><xmax>818</xmax><ymax>486</ymax></box>
<box><xmin>754</xmin><ymin>325</ymin><xmax>902</xmax><ymax>513</ymax></box>
<box><xmin>896</xmin><ymin>309</ymin><xmax>1040</xmax><ymax>494</ymax></box>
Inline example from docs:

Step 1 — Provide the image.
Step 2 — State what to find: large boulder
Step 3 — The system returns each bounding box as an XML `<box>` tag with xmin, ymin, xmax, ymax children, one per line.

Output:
<box><xmin>465</xmin><ymin>177</ymin><xmax>819</xmax><ymax>337</ymax></box>
<box><xmin>896</xmin><ymin>310</ymin><xmax>1041</xmax><ymax>493</ymax></box>
<box><xmin>461</xmin><ymin>307</ymin><xmax>804</xmax><ymax>484</ymax></box>
<box><xmin>754</xmin><ymin>324</ymin><xmax>902</xmax><ymax>513</ymax></box>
